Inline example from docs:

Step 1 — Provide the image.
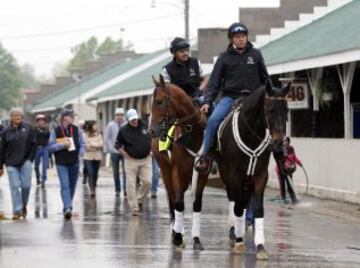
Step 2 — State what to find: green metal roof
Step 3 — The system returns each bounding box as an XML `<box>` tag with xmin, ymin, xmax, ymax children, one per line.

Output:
<box><xmin>90</xmin><ymin>56</ymin><xmax>171</xmax><ymax>100</ymax></box>
<box><xmin>260</xmin><ymin>0</ymin><xmax>360</xmax><ymax>66</ymax></box>
<box><xmin>31</xmin><ymin>48</ymin><xmax>168</xmax><ymax>112</ymax></box>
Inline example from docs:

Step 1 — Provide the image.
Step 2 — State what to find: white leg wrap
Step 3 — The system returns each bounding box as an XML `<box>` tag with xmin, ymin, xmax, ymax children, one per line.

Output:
<box><xmin>255</xmin><ymin>218</ymin><xmax>265</xmax><ymax>246</ymax></box>
<box><xmin>192</xmin><ymin>212</ymin><xmax>201</xmax><ymax>238</ymax></box>
<box><xmin>228</xmin><ymin>201</ymin><xmax>235</xmax><ymax>227</ymax></box>
<box><xmin>174</xmin><ymin>210</ymin><xmax>184</xmax><ymax>234</ymax></box>
<box><xmin>234</xmin><ymin>214</ymin><xmax>245</xmax><ymax>238</ymax></box>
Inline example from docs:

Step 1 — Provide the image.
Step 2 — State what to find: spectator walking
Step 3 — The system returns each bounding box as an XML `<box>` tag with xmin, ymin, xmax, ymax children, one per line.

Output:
<box><xmin>151</xmin><ymin>156</ymin><xmax>160</xmax><ymax>199</ymax></box>
<box><xmin>49</xmin><ymin>110</ymin><xmax>85</xmax><ymax>220</ymax></box>
<box><xmin>78</xmin><ymin>120</ymin><xmax>88</xmax><ymax>185</ymax></box>
<box><xmin>115</xmin><ymin>109</ymin><xmax>152</xmax><ymax>216</ymax></box>
<box><xmin>34</xmin><ymin>114</ymin><xmax>50</xmax><ymax>188</ymax></box>
<box><xmin>105</xmin><ymin>108</ymin><xmax>127</xmax><ymax>197</ymax></box>
<box><xmin>83</xmin><ymin>120</ymin><xmax>103</xmax><ymax>197</ymax></box>
<box><xmin>0</xmin><ymin>108</ymin><xmax>36</xmax><ymax>220</ymax></box>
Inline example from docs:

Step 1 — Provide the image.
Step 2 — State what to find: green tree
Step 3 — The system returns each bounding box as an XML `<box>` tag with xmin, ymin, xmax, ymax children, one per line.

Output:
<box><xmin>19</xmin><ymin>64</ymin><xmax>40</xmax><ymax>90</ymax></box>
<box><xmin>68</xmin><ymin>36</ymin><xmax>125</xmax><ymax>70</ymax></box>
<box><xmin>96</xmin><ymin>37</ymin><xmax>123</xmax><ymax>55</ymax></box>
<box><xmin>0</xmin><ymin>43</ymin><xmax>22</xmax><ymax>110</ymax></box>
<box><xmin>69</xmin><ymin>36</ymin><xmax>98</xmax><ymax>70</ymax></box>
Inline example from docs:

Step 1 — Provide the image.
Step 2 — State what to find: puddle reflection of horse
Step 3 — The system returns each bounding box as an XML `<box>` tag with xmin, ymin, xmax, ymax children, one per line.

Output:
<box><xmin>218</xmin><ymin>81</ymin><xmax>290</xmax><ymax>259</ymax></box>
<box><xmin>149</xmin><ymin>75</ymin><xmax>208</xmax><ymax>250</ymax></box>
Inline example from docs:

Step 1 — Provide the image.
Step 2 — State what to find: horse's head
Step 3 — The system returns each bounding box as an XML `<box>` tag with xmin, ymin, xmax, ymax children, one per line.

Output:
<box><xmin>149</xmin><ymin>75</ymin><xmax>194</xmax><ymax>140</ymax></box>
<box><xmin>264</xmin><ymin>80</ymin><xmax>290</xmax><ymax>153</ymax></box>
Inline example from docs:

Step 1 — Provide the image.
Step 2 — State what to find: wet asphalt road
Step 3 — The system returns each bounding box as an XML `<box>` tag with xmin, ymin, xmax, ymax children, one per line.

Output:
<box><xmin>0</xmin><ymin>172</ymin><xmax>359</xmax><ymax>268</ymax></box>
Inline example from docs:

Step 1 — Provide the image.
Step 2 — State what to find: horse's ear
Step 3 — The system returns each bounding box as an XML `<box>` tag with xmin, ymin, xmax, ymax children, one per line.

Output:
<box><xmin>265</xmin><ymin>78</ymin><xmax>274</xmax><ymax>95</ymax></box>
<box><xmin>282</xmin><ymin>82</ymin><xmax>291</xmax><ymax>96</ymax></box>
<box><xmin>152</xmin><ymin>75</ymin><xmax>159</xmax><ymax>86</ymax></box>
<box><xmin>159</xmin><ymin>74</ymin><xmax>165</xmax><ymax>86</ymax></box>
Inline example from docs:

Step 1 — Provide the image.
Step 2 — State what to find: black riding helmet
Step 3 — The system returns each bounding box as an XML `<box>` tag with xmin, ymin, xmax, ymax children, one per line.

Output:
<box><xmin>170</xmin><ymin>37</ymin><xmax>190</xmax><ymax>53</ymax></box>
<box><xmin>227</xmin><ymin>22</ymin><xmax>248</xmax><ymax>39</ymax></box>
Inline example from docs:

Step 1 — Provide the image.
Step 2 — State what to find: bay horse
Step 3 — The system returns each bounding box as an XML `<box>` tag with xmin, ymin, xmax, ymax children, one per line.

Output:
<box><xmin>149</xmin><ymin>75</ymin><xmax>208</xmax><ymax>250</ymax></box>
<box><xmin>217</xmin><ymin>80</ymin><xmax>290</xmax><ymax>259</ymax></box>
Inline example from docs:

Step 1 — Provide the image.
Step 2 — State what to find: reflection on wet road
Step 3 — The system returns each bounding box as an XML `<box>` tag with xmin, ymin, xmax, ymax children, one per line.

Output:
<box><xmin>0</xmin><ymin>176</ymin><xmax>359</xmax><ymax>268</ymax></box>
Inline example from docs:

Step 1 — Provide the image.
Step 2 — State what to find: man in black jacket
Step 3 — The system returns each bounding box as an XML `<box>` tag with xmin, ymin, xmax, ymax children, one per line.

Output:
<box><xmin>162</xmin><ymin>37</ymin><xmax>208</xmax><ymax>100</ymax></box>
<box><xmin>0</xmin><ymin>108</ymin><xmax>36</xmax><ymax>220</ymax></box>
<box><xmin>34</xmin><ymin>114</ymin><xmax>50</xmax><ymax>187</ymax></box>
<box><xmin>115</xmin><ymin>109</ymin><xmax>152</xmax><ymax>216</ymax></box>
<box><xmin>195</xmin><ymin>22</ymin><xmax>269</xmax><ymax>173</ymax></box>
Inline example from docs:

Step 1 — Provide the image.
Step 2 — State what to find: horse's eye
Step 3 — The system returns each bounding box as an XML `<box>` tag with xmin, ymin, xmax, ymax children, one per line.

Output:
<box><xmin>155</xmin><ymin>99</ymin><xmax>163</xmax><ymax>105</ymax></box>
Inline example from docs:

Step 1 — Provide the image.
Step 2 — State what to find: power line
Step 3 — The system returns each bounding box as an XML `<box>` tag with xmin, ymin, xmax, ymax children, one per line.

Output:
<box><xmin>10</xmin><ymin>36</ymin><xmax>178</xmax><ymax>54</ymax></box>
<box><xmin>0</xmin><ymin>13</ymin><xmax>182</xmax><ymax>40</ymax></box>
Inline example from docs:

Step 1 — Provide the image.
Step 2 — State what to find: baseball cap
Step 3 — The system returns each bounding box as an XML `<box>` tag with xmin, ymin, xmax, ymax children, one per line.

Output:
<box><xmin>115</xmin><ymin>107</ymin><xmax>125</xmax><ymax>115</ymax></box>
<box><xmin>126</xmin><ymin>109</ymin><xmax>139</xmax><ymax>121</ymax></box>
<box><xmin>35</xmin><ymin>114</ymin><xmax>47</xmax><ymax>121</ymax></box>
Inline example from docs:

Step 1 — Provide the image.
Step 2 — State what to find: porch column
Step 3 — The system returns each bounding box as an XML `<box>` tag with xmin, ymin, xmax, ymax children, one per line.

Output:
<box><xmin>337</xmin><ymin>62</ymin><xmax>356</xmax><ymax>139</ymax></box>
<box><xmin>307</xmin><ymin>68</ymin><xmax>323</xmax><ymax>137</ymax></box>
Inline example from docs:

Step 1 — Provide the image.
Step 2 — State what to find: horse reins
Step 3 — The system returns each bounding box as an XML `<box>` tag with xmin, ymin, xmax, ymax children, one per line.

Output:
<box><xmin>240</xmin><ymin>95</ymin><xmax>288</xmax><ymax>143</ymax></box>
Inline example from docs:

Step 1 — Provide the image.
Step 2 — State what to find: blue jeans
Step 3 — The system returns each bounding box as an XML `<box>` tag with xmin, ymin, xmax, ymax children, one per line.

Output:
<box><xmin>84</xmin><ymin>160</ymin><xmax>100</xmax><ymax>190</ymax></box>
<box><xmin>111</xmin><ymin>153</ymin><xmax>126</xmax><ymax>193</ymax></box>
<box><xmin>246</xmin><ymin>195</ymin><xmax>255</xmax><ymax>225</ymax></box>
<box><xmin>6</xmin><ymin>160</ymin><xmax>32</xmax><ymax>213</ymax></box>
<box><xmin>151</xmin><ymin>156</ymin><xmax>160</xmax><ymax>193</ymax></box>
<box><xmin>56</xmin><ymin>163</ymin><xmax>79</xmax><ymax>212</ymax></box>
<box><xmin>203</xmin><ymin>96</ymin><xmax>235</xmax><ymax>154</ymax></box>
<box><xmin>34</xmin><ymin>146</ymin><xmax>49</xmax><ymax>183</ymax></box>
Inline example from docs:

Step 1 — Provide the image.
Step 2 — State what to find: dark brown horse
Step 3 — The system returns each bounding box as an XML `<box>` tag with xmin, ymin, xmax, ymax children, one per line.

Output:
<box><xmin>149</xmin><ymin>75</ymin><xmax>208</xmax><ymax>250</ymax></box>
<box><xmin>217</xmin><ymin>81</ymin><xmax>290</xmax><ymax>259</ymax></box>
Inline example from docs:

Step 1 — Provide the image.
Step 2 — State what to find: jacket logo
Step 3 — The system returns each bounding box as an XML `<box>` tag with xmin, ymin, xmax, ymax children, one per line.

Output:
<box><xmin>142</xmin><ymin>129</ymin><xmax>148</xmax><ymax>135</ymax></box>
<box><xmin>22</xmin><ymin>128</ymin><xmax>26</xmax><ymax>132</ymax></box>
<box><xmin>246</xmin><ymin>56</ymin><xmax>254</xmax><ymax>64</ymax></box>
<box><xmin>189</xmin><ymin>68</ymin><xmax>196</xmax><ymax>77</ymax></box>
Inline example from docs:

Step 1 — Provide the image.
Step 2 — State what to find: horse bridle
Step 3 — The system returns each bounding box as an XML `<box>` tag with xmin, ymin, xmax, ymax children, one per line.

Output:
<box><xmin>156</xmin><ymin>84</ymin><xmax>201</xmax><ymax>141</ymax></box>
<box><xmin>240</xmin><ymin>94</ymin><xmax>288</xmax><ymax>144</ymax></box>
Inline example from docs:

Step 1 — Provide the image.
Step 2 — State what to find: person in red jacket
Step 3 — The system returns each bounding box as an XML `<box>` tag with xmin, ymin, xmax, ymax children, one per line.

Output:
<box><xmin>275</xmin><ymin>137</ymin><xmax>302</xmax><ymax>204</ymax></box>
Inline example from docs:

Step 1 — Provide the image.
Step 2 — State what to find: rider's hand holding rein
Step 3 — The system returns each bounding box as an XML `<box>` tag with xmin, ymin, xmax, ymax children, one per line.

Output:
<box><xmin>200</xmin><ymin>104</ymin><xmax>210</xmax><ymax>114</ymax></box>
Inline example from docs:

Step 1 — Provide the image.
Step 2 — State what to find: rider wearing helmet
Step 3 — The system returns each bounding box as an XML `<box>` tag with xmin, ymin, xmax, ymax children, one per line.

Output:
<box><xmin>195</xmin><ymin>22</ymin><xmax>269</xmax><ymax>173</ymax></box>
<box><xmin>162</xmin><ymin>37</ymin><xmax>208</xmax><ymax>99</ymax></box>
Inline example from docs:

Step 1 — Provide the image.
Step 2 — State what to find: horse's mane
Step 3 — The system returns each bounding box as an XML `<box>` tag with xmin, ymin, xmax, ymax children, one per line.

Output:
<box><xmin>242</xmin><ymin>85</ymin><xmax>266</xmax><ymax>112</ymax></box>
<box><xmin>160</xmin><ymin>83</ymin><xmax>195</xmax><ymax>106</ymax></box>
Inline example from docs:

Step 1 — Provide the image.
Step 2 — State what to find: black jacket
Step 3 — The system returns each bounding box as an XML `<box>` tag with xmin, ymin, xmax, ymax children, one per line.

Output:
<box><xmin>0</xmin><ymin>122</ymin><xmax>36</xmax><ymax>168</ymax></box>
<box><xmin>204</xmin><ymin>42</ymin><xmax>269</xmax><ymax>104</ymax></box>
<box><xmin>164</xmin><ymin>57</ymin><xmax>202</xmax><ymax>97</ymax></box>
<box><xmin>35</xmin><ymin>127</ymin><xmax>50</xmax><ymax>147</ymax></box>
<box><xmin>53</xmin><ymin>125</ymin><xmax>80</xmax><ymax>166</ymax></box>
<box><xmin>115</xmin><ymin>121</ymin><xmax>151</xmax><ymax>159</ymax></box>
<box><xmin>0</xmin><ymin>125</ymin><xmax>4</xmax><ymax>138</ymax></box>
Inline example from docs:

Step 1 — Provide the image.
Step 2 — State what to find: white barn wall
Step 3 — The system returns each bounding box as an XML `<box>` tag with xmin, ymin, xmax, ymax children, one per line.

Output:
<box><xmin>267</xmin><ymin>138</ymin><xmax>360</xmax><ymax>204</ymax></box>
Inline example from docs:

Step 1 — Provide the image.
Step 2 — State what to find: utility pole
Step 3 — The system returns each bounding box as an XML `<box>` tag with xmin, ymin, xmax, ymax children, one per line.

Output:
<box><xmin>184</xmin><ymin>0</ymin><xmax>190</xmax><ymax>42</ymax></box>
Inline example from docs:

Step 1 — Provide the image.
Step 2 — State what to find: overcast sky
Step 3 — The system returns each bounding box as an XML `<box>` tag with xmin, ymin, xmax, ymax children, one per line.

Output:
<box><xmin>0</xmin><ymin>0</ymin><xmax>279</xmax><ymax>77</ymax></box>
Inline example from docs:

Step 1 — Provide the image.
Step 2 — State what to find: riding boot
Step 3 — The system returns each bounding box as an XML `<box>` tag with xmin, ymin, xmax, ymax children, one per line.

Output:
<box><xmin>195</xmin><ymin>154</ymin><xmax>213</xmax><ymax>174</ymax></box>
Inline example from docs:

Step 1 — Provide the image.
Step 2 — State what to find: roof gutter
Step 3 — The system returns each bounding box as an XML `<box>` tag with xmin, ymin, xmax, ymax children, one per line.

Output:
<box><xmin>267</xmin><ymin>48</ymin><xmax>360</xmax><ymax>75</ymax></box>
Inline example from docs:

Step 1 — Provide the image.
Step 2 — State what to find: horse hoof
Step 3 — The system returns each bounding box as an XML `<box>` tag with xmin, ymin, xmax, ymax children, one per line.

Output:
<box><xmin>229</xmin><ymin>226</ymin><xmax>236</xmax><ymax>241</ymax></box>
<box><xmin>173</xmin><ymin>232</ymin><xmax>185</xmax><ymax>249</ymax></box>
<box><xmin>233</xmin><ymin>241</ymin><xmax>246</xmax><ymax>254</ymax></box>
<box><xmin>256</xmin><ymin>245</ymin><xmax>268</xmax><ymax>260</ymax></box>
<box><xmin>193</xmin><ymin>237</ymin><xmax>205</xmax><ymax>251</ymax></box>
